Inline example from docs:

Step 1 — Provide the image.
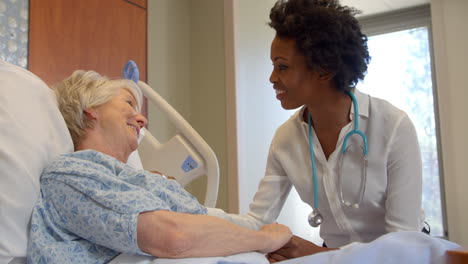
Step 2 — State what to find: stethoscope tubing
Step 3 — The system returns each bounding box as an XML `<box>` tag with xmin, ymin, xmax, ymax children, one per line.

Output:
<box><xmin>308</xmin><ymin>113</ymin><xmax>319</xmax><ymax>209</ymax></box>
<box><xmin>307</xmin><ymin>90</ymin><xmax>368</xmax><ymax>226</ymax></box>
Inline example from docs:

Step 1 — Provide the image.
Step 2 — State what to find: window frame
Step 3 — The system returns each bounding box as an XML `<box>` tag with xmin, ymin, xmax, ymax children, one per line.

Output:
<box><xmin>358</xmin><ymin>4</ymin><xmax>448</xmax><ymax>238</ymax></box>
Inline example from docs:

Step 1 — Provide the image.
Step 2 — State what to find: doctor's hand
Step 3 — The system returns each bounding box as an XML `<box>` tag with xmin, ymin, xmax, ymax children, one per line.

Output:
<box><xmin>257</xmin><ymin>223</ymin><xmax>293</xmax><ymax>254</ymax></box>
<box><xmin>266</xmin><ymin>235</ymin><xmax>337</xmax><ymax>263</ymax></box>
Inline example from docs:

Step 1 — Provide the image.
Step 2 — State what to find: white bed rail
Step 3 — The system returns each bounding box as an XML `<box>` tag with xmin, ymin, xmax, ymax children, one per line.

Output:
<box><xmin>136</xmin><ymin>81</ymin><xmax>219</xmax><ymax>207</ymax></box>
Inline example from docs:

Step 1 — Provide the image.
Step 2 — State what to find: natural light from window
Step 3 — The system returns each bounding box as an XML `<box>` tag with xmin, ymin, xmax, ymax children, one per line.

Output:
<box><xmin>357</xmin><ymin>27</ymin><xmax>444</xmax><ymax>236</ymax></box>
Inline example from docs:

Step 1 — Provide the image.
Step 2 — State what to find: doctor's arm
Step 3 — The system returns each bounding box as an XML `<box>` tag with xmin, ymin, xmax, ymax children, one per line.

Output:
<box><xmin>137</xmin><ymin>210</ymin><xmax>292</xmax><ymax>258</ymax></box>
<box><xmin>385</xmin><ymin>114</ymin><xmax>423</xmax><ymax>232</ymax></box>
<box><xmin>206</xmin><ymin>142</ymin><xmax>293</xmax><ymax>230</ymax></box>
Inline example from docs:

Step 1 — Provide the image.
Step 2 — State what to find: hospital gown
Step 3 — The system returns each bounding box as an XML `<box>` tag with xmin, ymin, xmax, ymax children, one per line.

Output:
<box><xmin>27</xmin><ymin>150</ymin><xmax>207</xmax><ymax>264</ymax></box>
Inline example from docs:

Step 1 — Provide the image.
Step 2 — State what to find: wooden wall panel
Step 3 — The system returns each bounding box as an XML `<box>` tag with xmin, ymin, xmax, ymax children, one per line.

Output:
<box><xmin>29</xmin><ymin>0</ymin><xmax>147</xmax><ymax>86</ymax></box>
<box><xmin>125</xmin><ymin>0</ymin><xmax>147</xmax><ymax>9</ymax></box>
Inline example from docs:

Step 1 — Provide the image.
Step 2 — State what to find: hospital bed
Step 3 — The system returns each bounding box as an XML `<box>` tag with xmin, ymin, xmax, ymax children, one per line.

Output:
<box><xmin>0</xmin><ymin>59</ymin><xmax>466</xmax><ymax>264</ymax></box>
<box><xmin>0</xmin><ymin>59</ymin><xmax>219</xmax><ymax>263</ymax></box>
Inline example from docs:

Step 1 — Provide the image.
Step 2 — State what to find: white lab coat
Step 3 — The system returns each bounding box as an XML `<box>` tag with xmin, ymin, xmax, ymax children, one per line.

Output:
<box><xmin>209</xmin><ymin>89</ymin><xmax>424</xmax><ymax>247</ymax></box>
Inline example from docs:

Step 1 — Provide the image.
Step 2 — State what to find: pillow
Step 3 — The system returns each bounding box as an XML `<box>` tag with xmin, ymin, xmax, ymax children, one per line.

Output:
<box><xmin>0</xmin><ymin>60</ymin><xmax>74</xmax><ymax>262</ymax></box>
<box><xmin>126</xmin><ymin>128</ymin><xmax>146</xmax><ymax>170</ymax></box>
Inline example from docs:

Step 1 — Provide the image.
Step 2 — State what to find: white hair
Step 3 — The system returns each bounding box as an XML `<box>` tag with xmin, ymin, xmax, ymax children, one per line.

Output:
<box><xmin>53</xmin><ymin>70</ymin><xmax>143</xmax><ymax>147</ymax></box>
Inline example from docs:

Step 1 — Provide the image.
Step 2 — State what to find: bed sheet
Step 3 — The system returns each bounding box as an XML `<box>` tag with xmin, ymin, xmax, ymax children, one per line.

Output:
<box><xmin>110</xmin><ymin>251</ymin><xmax>268</xmax><ymax>264</ymax></box>
<box><xmin>279</xmin><ymin>231</ymin><xmax>459</xmax><ymax>264</ymax></box>
<box><xmin>109</xmin><ymin>231</ymin><xmax>459</xmax><ymax>264</ymax></box>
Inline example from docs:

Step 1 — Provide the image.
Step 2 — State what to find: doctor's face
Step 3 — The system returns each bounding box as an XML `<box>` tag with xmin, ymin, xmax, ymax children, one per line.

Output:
<box><xmin>269</xmin><ymin>36</ymin><xmax>322</xmax><ymax>110</ymax></box>
<box><xmin>93</xmin><ymin>88</ymin><xmax>147</xmax><ymax>162</ymax></box>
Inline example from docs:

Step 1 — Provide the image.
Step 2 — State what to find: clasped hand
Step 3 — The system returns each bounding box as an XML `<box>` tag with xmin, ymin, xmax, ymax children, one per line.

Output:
<box><xmin>267</xmin><ymin>235</ymin><xmax>336</xmax><ymax>263</ymax></box>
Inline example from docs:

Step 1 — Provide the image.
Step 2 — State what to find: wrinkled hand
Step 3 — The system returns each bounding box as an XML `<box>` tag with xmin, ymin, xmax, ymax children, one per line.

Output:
<box><xmin>266</xmin><ymin>235</ymin><xmax>336</xmax><ymax>263</ymax></box>
<box><xmin>258</xmin><ymin>223</ymin><xmax>293</xmax><ymax>254</ymax></box>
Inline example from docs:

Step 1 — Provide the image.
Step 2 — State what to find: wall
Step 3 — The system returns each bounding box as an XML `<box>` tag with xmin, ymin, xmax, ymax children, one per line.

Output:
<box><xmin>188</xmin><ymin>0</ymin><xmax>227</xmax><ymax>210</ymax></box>
<box><xmin>431</xmin><ymin>0</ymin><xmax>468</xmax><ymax>245</ymax></box>
<box><xmin>147</xmin><ymin>0</ymin><xmax>228</xmax><ymax>210</ymax></box>
<box><xmin>148</xmin><ymin>0</ymin><xmax>191</xmax><ymax>141</ymax></box>
<box><xmin>228</xmin><ymin>0</ymin><xmax>322</xmax><ymax>243</ymax></box>
<box><xmin>232</xmin><ymin>0</ymin><xmax>280</xmax><ymax>215</ymax></box>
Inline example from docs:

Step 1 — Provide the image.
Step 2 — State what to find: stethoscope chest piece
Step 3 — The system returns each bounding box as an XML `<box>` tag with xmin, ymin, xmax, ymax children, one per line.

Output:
<box><xmin>308</xmin><ymin>208</ymin><xmax>323</xmax><ymax>227</ymax></box>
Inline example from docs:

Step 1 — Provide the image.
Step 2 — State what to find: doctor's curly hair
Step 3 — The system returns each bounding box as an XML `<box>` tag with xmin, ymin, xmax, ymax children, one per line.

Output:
<box><xmin>269</xmin><ymin>0</ymin><xmax>370</xmax><ymax>91</ymax></box>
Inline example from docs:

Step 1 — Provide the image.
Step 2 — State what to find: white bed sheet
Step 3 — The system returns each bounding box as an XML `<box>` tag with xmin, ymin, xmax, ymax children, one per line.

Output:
<box><xmin>110</xmin><ymin>251</ymin><xmax>268</xmax><ymax>264</ymax></box>
<box><xmin>109</xmin><ymin>231</ymin><xmax>459</xmax><ymax>264</ymax></box>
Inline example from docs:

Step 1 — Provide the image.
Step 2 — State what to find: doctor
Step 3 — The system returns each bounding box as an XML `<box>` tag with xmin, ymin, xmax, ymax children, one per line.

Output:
<box><xmin>209</xmin><ymin>0</ymin><xmax>425</xmax><ymax>253</ymax></box>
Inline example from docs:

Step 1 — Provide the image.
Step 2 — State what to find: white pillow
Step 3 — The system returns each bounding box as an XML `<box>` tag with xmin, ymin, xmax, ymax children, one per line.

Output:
<box><xmin>0</xmin><ymin>60</ymin><xmax>74</xmax><ymax>262</ymax></box>
<box><xmin>126</xmin><ymin>128</ymin><xmax>146</xmax><ymax>170</ymax></box>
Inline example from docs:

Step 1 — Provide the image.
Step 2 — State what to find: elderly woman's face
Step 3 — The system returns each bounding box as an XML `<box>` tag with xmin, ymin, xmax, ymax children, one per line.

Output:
<box><xmin>269</xmin><ymin>36</ymin><xmax>322</xmax><ymax>110</ymax></box>
<box><xmin>93</xmin><ymin>88</ymin><xmax>147</xmax><ymax>162</ymax></box>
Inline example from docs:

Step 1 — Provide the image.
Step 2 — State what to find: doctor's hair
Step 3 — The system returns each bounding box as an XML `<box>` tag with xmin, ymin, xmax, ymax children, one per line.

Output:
<box><xmin>53</xmin><ymin>70</ymin><xmax>142</xmax><ymax>148</ymax></box>
<box><xmin>269</xmin><ymin>0</ymin><xmax>370</xmax><ymax>91</ymax></box>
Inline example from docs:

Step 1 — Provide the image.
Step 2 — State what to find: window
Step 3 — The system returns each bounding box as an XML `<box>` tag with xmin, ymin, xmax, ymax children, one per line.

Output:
<box><xmin>358</xmin><ymin>5</ymin><xmax>446</xmax><ymax>237</ymax></box>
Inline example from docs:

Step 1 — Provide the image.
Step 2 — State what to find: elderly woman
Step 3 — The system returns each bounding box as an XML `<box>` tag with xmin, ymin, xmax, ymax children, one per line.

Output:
<box><xmin>27</xmin><ymin>70</ymin><xmax>292</xmax><ymax>264</ymax></box>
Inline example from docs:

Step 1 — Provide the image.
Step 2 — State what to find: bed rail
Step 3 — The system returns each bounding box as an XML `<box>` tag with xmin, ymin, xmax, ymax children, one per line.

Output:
<box><xmin>136</xmin><ymin>81</ymin><xmax>219</xmax><ymax>207</ymax></box>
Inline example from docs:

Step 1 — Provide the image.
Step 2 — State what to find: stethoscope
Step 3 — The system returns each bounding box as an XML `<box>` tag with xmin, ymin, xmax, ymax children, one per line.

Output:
<box><xmin>307</xmin><ymin>90</ymin><xmax>369</xmax><ymax>227</ymax></box>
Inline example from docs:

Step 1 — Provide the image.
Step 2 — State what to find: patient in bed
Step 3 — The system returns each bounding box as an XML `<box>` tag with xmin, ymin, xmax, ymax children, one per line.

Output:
<box><xmin>27</xmin><ymin>70</ymin><xmax>292</xmax><ymax>264</ymax></box>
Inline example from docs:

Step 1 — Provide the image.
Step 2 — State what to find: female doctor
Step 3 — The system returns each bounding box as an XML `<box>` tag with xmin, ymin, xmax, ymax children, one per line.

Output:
<box><xmin>209</xmin><ymin>0</ymin><xmax>425</xmax><ymax>256</ymax></box>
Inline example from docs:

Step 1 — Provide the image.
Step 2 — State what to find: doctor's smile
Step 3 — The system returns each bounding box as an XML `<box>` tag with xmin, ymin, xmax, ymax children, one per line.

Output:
<box><xmin>275</xmin><ymin>88</ymin><xmax>286</xmax><ymax>100</ymax></box>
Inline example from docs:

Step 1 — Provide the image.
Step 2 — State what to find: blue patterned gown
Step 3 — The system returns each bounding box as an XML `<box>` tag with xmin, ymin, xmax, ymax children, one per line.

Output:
<box><xmin>27</xmin><ymin>150</ymin><xmax>207</xmax><ymax>264</ymax></box>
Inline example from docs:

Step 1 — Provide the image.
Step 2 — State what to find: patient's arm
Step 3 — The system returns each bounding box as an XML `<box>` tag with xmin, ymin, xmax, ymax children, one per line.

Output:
<box><xmin>267</xmin><ymin>235</ymin><xmax>337</xmax><ymax>263</ymax></box>
<box><xmin>137</xmin><ymin>210</ymin><xmax>292</xmax><ymax>258</ymax></box>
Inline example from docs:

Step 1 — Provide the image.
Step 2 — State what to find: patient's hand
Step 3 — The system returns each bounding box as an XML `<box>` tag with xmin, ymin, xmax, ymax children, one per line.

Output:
<box><xmin>266</xmin><ymin>235</ymin><xmax>336</xmax><ymax>263</ymax></box>
<box><xmin>150</xmin><ymin>170</ymin><xmax>176</xmax><ymax>180</ymax></box>
<box><xmin>258</xmin><ymin>223</ymin><xmax>293</xmax><ymax>254</ymax></box>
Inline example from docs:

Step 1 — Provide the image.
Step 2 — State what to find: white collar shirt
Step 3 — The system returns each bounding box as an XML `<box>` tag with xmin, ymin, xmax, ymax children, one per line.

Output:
<box><xmin>208</xmin><ymin>89</ymin><xmax>424</xmax><ymax>247</ymax></box>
